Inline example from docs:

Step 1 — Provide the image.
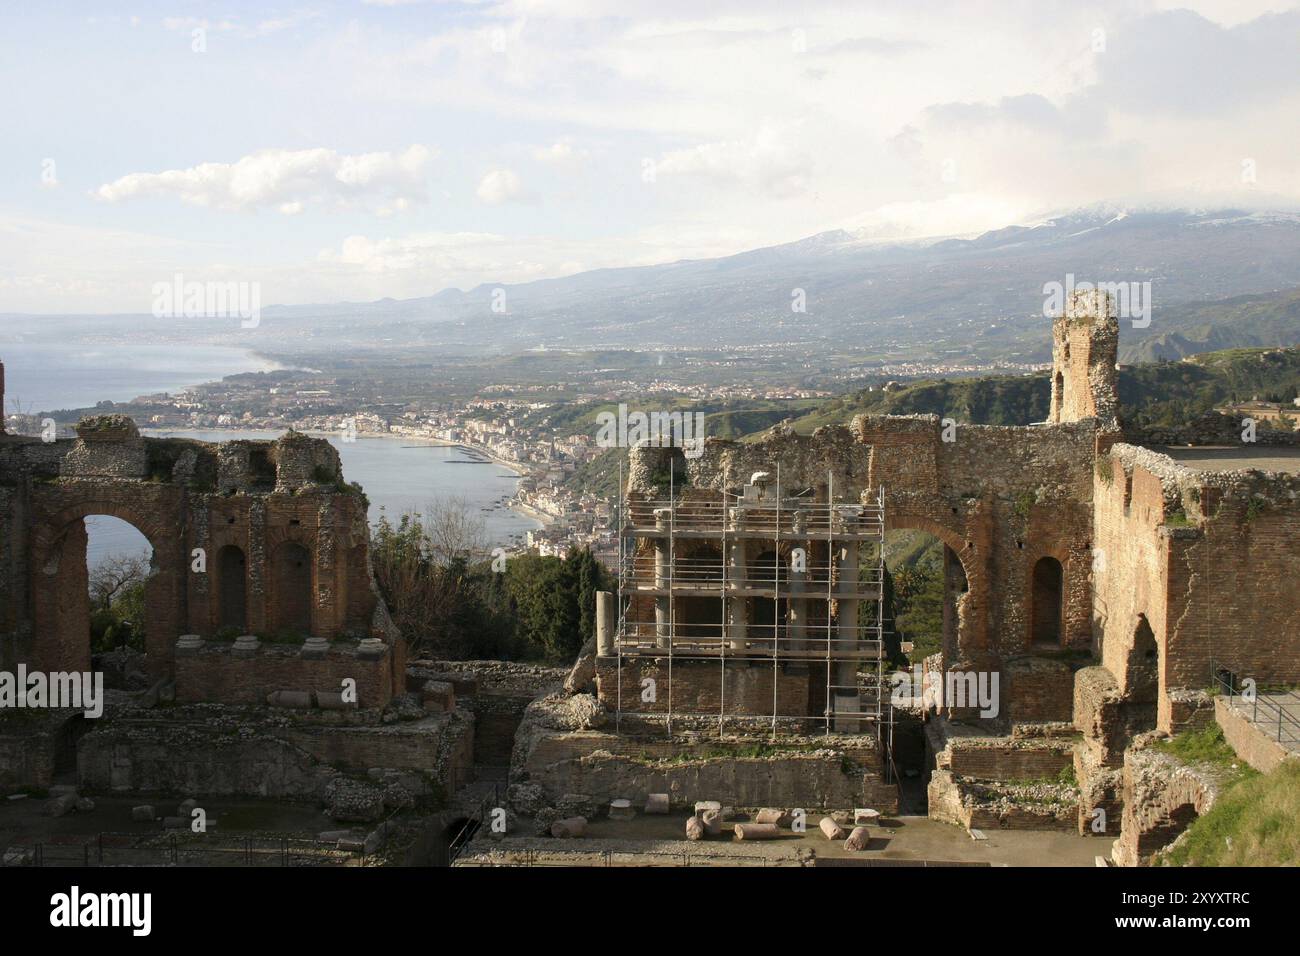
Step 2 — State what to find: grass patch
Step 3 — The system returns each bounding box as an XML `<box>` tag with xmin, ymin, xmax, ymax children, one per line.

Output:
<box><xmin>1160</xmin><ymin>761</ymin><xmax>1300</xmax><ymax>866</ymax></box>
<box><xmin>1152</xmin><ymin>724</ymin><xmax>1250</xmax><ymax>780</ymax></box>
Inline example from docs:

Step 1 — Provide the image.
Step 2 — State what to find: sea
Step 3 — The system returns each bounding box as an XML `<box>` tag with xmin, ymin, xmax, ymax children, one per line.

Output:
<box><xmin>0</xmin><ymin>343</ymin><xmax>541</xmax><ymax>565</ymax></box>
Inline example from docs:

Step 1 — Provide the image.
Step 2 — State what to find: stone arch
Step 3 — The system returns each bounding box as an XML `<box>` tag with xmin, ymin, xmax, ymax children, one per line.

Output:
<box><xmin>1031</xmin><ymin>556</ymin><xmax>1064</xmax><ymax>646</ymax></box>
<box><xmin>30</xmin><ymin>496</ymin><xmax>184</xmax><ymax>677</ymax></box>
<box><xmin>1125</xmin><ymin>613</ymin><xmax>1159</xmax><ymax>704</ymax></box>
<box><xmin>216</xmin><ymin>544</ymin><xmax>248</xmax><ymax>632</ymax></box>
<box><xmin>270</xmin><ymin>540</ymin><xmax>314</xmax><ymax>637</ymax></box>
<box><xmin>884</xmin><ymin>513</ymin><xmax>979</xmax><ymax>663</ymax></box>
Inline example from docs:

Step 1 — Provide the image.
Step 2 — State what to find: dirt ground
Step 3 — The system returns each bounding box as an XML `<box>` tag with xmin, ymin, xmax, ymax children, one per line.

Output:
<box><xmin>518</xmin><ymin>811</ymin><xmax>1105</xmax><ymax>867</ymax></box>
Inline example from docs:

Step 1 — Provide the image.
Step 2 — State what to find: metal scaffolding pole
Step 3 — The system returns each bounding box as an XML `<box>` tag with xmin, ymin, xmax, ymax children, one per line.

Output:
<box><xmin>825</xmin><ymin>469</ymin><xmax>833</xmax><ymax>737</ymax></box>
<box><xmin>720</xmin><ymin>489</ymin><xmax>728</xmax><ymax>739</ymax></box>
<box><xmin>667</xmin><ymin>456</ymin><xmax>674</xmax><ymax>736</ymax></box>
<box><xmin>771</xmin><ymin>464</ymin><xmax>780</xmax><ymax>738</ymax></box>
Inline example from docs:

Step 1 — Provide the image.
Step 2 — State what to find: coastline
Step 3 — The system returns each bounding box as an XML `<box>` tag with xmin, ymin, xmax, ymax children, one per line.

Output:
<box><xmin>370</xmin><ymin>434</ymin><xmax>564</xmax><ymax>528</ymax></box>
<box><xmin>3</xmin><ymin>345</ymin><xmax>289</xmax><ymax>417</ymax></box>
<box><xmin>142</xmin><ymin>425</ymin><xmax>557</xmax><ymax>530</ymax></box>
<box><xmin>385</xmin><ymin>434</ymin><xmax>557</xmax><ymax>528</ymax></box>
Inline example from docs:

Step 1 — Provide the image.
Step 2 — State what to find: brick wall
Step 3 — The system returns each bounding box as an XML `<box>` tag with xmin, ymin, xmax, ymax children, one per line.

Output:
<box><xmin>594</xmin><ymin>657</ymin><xmax>810</xmax><ymax>718</ymax></box>
<box><xmin>946</xmin><ymin>743</ymin><xmax>1074</xmax><ymax>781</ymax></box>
<box><xmin>174</xmin><ymin>643</ymin><xmax>392</xmax><ymax>709</ymax></box>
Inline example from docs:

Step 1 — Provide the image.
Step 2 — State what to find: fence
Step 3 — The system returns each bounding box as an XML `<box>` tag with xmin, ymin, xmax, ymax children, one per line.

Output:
<box><xmin>1211</xmin><ymin>661</ymin><xmax>1300</xmax><ymax>748</ymax></box>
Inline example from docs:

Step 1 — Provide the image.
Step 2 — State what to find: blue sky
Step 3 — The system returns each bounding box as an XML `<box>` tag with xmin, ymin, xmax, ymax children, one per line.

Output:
<box><xmin>2</xmin><ymin>0</ymin><xmax>1298</xmax><ymax>313</ymax></box>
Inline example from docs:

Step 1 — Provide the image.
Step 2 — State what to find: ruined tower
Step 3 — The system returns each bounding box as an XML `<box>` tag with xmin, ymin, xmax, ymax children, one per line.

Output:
<box><xmin>1049</xmin><ymin>289</ymin><xmax>1119</xmax><ymax>425</ymax></box>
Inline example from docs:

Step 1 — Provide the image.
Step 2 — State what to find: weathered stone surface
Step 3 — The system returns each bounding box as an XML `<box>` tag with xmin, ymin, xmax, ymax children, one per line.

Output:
<box><xmin>325</xmin><ymin>777</ymin><xmax>386</xmax><ymax>823</ymax></box>
<box><xmin>819</xmin><ymin>817</ymin><xmax>846</xmax><ymax>840</ymax></box>
<box><xmin>131</xmin><ymin>805</ymin><xmax>156</xmax><ymax>822</ymax></box>
<box><xmin>44</xmin><ymin>793</ymin><xmax>78</xmax><ymax>817</ymax></box>
<box><xmin>645</xmin><ymin>793</ymin><xmax>670</xmax><ymax>814</ymax></box>
<box><xmin>563</xmin><ymin>636</ymin><xmax>597</xmax><ymax>695</ymax></box>
<box><xmin>550</xmin><ymin>815</ymin><xmax>587</xmax><ymax>838</ymax></box>
<box><xmin>733</xmin><ymin>822</ymin><xmax>781</xmax><ymax>840</ymax></box>
<box><xmin>843</xmin><ymin>826</ymin><xmax>871</xmax><ymax>851</ymax></box>
<box><xmin>685</xmin><ymin>815</ymin><xmax>705</xmax><ymax>840</ymax></box>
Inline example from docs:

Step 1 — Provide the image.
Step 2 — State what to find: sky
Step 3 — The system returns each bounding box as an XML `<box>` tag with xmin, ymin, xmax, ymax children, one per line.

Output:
<box><xmin>1</xmin><ymin>0</ymin><xmax>1298</xmax><ymax>313</ymax></box>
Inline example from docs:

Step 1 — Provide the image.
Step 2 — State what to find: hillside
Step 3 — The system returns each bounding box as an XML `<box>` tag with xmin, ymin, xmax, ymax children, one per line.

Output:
<box><xmin>1122</xmin><ymin>288</ymin><xmax>1300</xmax><ymax>363</ymax></box>
<box><xmin>785</xmin><ymin>346</ymin><xmax>1300</xmax><ymax>432</ymax></box>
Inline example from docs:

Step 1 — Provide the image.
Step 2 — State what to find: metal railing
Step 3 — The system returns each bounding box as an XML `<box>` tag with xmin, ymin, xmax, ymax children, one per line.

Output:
<box><xmin>1211</xmin><ymin>661</ymin><xmax>1300</xmax><ymax>747</ymax></box>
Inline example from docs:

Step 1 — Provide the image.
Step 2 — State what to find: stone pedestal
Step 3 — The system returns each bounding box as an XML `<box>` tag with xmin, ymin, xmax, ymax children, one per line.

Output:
<box><xmin>301</xmin><ymin>636</ymin><xmax>331</xmax><ymax>660</ymax></box>
<box><xmin>232</xmin><ymin>635</ymin><xmax>260</xmax><ymax>659</ymax></box>
<box><xmin>175</xmin><ymin>634</ymin><xmax>204</xmax><ymax>657</ymax></box>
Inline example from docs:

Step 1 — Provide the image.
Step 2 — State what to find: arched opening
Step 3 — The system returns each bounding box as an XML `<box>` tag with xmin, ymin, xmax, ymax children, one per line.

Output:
<box><xmin>1031</xmin><ymin>556</ymin><xmax>1064</xmax><ymax>646</ymax></box>
<box><xmin>217</xmin><ymin>545</ymin><xmax>248</xmax><ymax>633</ymax></box>
<box><xmin>271</xmin><ymin>541</ymin><xmax>313</xmax><ymax>637</ymax></box>
<box><xmin>877</xmin><ymin>527</ymin><xmax>970</xmax><ymax>814</ymax></box>
<box><xmin>33</xmin><ymin>502</ymin><xmax>182</xmax><ymax>681</ymax></box>
<box><xmin>71</xmin><ymin>516</ymin><xmax>156</xmax><ymax>688</ymax></box>
<box><xmin>1126</xmin><ymin>614</ymin><xmax>1159</xmax><ymax>704</ymax></box>
<box><xmin>882</xmin><ymin>529</ymin><xmax>968</xmax><ymax>666</ymax></box>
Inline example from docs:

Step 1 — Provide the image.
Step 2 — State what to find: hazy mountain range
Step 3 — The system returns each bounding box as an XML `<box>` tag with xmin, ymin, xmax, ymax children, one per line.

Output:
<box><xmin>6</xmin><ymin>207</ymin><xmax>1300</xmax><ymax>367</ymax></box>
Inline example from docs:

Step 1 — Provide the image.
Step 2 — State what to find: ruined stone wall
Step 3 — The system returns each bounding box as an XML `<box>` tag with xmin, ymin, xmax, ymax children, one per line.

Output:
<box><xmin>0</xmin><ymin>419</ymin><xmax>396</xmax><ymax>705</ymax></box>
<box><xmin>1093</xmin><ymin>444</ymin><xmax>1300</xmax><ymax>733</ymax></box>
<box><xmin>408</xmin><ymin>660</ymin><xmax>565</xmax><ymax>768</ymax></box>
<box><xmin>594</xmin><ymin>658</ymin><xmax>810</xmax><ymax>720</ymax></box>
<box><xmin>519</xmin><ymin>730</ymin><xmax>888</xmax><ymax>811</ymax></box>
<box><xmin>76</xmin><ymin>708</ymin><xmax>474</xmax><ymax>796</ymax></box>
<box><xmin>1215</xmin><ymin>696</ymin><xmax>1295</xmax><ymax>774</ymax></box>
<box><xmin>1050</xmin><ymin>290</ymin><xmax>1119</xmax><ymax>425</ymax></box>
<box><xmin>1092</xmin><ymin>448</ymin><xmax>1173</xmax><ymax>709</ymax></box>
<box><xmin>174</xmin><ymin>642</ymin><xmax>393</xmax><ymax>709</ymax></box>
<box><xmin>626</xmin><ymin>413</ymin><xmax>1101</xmax><ymax>724</ymax></box>
<box><xmin>1111</xmin><ymin>747</ymin><xmax>1217</xmax><ymax>867</ymax></box>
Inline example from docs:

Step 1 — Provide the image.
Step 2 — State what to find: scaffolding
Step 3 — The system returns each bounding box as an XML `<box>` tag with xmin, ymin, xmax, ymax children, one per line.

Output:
<box><xmin>612</xmin><ymin>459</ymin><xmax>890</xmax><ymax>745</ymax></box>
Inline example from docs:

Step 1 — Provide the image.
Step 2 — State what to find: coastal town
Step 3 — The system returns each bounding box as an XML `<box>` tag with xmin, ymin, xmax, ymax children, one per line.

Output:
<box><xmin>5</xmin><ymin>372</ymin><xmax>630</xmax><ymax>567</ymax></box>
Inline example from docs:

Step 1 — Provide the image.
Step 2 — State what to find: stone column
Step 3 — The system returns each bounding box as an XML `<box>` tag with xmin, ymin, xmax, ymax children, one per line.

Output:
<box><xmin>595</xmin><ymin>590</ymin><xmax>616</xmax><ymax>656</ymax></box>
<box><xmin>834</xmin><ymin>542</ymin><xmax>861</xmax><ymax>732</ymax></box>
<box><xmin>654</xmin><ymin>508</ymin><xmax>671</xmax><ymax>650</ymax></box>
<box><xmin>726</xmin><ymin>506</ymin><xmax>748</xmax><ymax>652</ymax></box>
<box><xmin>786</xmin><ymin>553</ymin><xmax>807</xmax><ymax>673</ymax></box>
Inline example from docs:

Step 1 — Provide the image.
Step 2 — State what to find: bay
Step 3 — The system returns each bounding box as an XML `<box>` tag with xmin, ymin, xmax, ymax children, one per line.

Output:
<box><xmin>0</xmin><ymin>342</ymin><xmax>282</xmax><ymax>415</ymax></box>
<box><xmin>85</xmin><ymin>429</ymin><xmax>541</xmax><ymax>567</ymax></box>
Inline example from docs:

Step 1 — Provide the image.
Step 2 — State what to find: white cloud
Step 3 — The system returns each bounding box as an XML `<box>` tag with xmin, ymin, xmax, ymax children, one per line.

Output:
<box><xmin>655</xmin><ymin>122</ymin><xmax>812</xmax><ymax>198</ymax></box>
<box><xmin>94</xmin><ymin>145</ymin><xmax>435</xmax><ymax>214</ymax></box>
<box><xmin>476</xmin><ymin>168</ymin><xmax>525</xmax><ymax>204</ymax></box>
<box><xmin>315</xmin><ymin>225</ymin><xmax>764</xmax><ymax>291</ymax></box>
<box><xmin>161</xmin><ymin>13</ymin><xmax>318</xmax><ymax>37</ymax></box>
<box><xmin>532</xmin><ymin>140</ymin><xmax>589</xmax><ymax>164</ymax></box>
